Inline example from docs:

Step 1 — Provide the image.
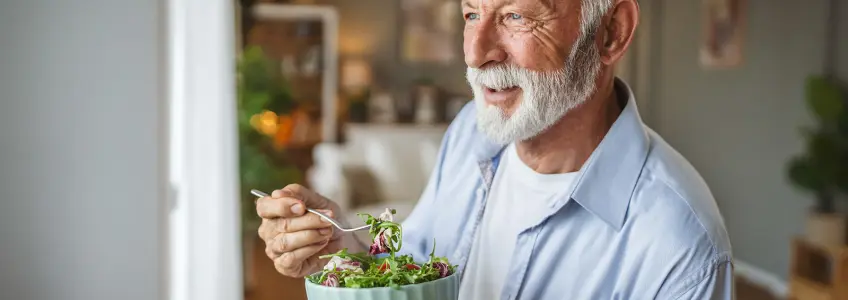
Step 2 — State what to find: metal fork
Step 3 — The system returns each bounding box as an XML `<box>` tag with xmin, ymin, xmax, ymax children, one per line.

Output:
<box><xmin>251</xmin><ymin>189</ymin><xmax>371</xmax><ymax>232</ymax></box>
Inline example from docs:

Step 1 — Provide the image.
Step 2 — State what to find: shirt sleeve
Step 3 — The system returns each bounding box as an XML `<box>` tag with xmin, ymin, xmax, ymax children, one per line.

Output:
<box><xmin>671</xmin><ymin>257</ymin><xmax>735</xmax><ymax>300</ymax></box>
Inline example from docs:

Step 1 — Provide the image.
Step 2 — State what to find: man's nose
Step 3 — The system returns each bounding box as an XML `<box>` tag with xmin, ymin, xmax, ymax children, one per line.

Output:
<box><xmin>465</xmin><ymin>20</ymin><xmax>507</xmax><ymax>69</ymax></box>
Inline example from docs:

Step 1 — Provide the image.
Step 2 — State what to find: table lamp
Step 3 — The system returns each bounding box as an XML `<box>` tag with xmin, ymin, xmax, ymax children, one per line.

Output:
<box><xmin>342</xmin><ymin>58</ymin><xmax>373</xmax><ymax>122</ymax></box>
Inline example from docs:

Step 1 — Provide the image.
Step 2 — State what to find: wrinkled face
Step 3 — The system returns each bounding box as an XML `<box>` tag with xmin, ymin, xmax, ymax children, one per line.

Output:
<box><xmin>463</xmin><ymin>0</ymin><xmax>602</xmax><ymax>144</ymax></box>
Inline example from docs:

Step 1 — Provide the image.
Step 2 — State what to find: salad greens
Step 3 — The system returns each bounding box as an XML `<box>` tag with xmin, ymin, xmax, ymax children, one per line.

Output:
<box><xmin>307</xmin><ymin>208</ymin><xmax>456</xmax><ymax>289</ymax></box>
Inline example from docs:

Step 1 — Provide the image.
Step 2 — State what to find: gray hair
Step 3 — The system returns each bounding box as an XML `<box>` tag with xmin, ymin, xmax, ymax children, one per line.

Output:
<box><xmin>580</xmin><ymin>0</ymin><xmax>613</xmax><ymax>38</ymax></box>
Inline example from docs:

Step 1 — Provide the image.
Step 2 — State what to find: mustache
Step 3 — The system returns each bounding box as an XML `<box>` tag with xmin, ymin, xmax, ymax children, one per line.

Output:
<box><xmin>467</xmin><ymin>64</ymin><xmax>526</xmax><ymax>90</ymax></box>
<box><xmin>467</xmin><ymin>64</ymin><xmax>569</xmax><ymax>90</ymax></box>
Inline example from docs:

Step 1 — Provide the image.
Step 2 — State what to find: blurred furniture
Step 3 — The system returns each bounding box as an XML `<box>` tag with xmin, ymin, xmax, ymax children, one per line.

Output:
<box><xmin>399</xmin><ymin>0</ymin><xmax>460</xmax><ymax>63</ymax></box>
<box><xmin>244</xmin><ymin>235</ymin><xmax>309</xmax><ymax>300</ymax></box>
<box><xmin>735</xmin><ymin>277</ymin><xmax>782</xmax><ymax>300</ymax></box>
<box><xmin>789</xmin><ymin>237</ymin><xmax>848</xmax><ymax>299</ymax></box>
<box><xmin>240</xmin><ymin>3</ymin><xmax>339</xmax><ymax>294</ymax></box>
<box><xmin>308</xmin><ymin>124</ymin><xmax>448</xmax><ymax>242</ymax></box>
<box><xmin>249</xmin><ymin>3</ymin><xmax>340</xmax><ymax>144</ymax></box>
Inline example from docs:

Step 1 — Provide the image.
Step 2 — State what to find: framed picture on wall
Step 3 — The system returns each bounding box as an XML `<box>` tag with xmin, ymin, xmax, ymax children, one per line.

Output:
<box><xmin>400</xmin><ymin>0</ymin><xmax>460</xmax><ymax>64</ymax></box>
<box><xmin>700</xmin><ymin>0</ymin><xmax>745</xmax><ymax>69</ymax></box>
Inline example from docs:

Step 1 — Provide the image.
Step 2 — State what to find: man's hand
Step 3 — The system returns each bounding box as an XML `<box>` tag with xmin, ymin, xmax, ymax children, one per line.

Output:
<box><xmin>256</xmin><ymin>184</ymin><xmax>363</xmax><ymax>278</ymax></box>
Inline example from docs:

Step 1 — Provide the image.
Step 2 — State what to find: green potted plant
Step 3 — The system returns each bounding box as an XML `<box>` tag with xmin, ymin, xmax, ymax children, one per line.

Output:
<box><xmin>236</xmin><ymin>45</ymin><xmax>304</xmax><ymax>289</ymax></box>
<box><xmin>787</xmin><ymin>75</ymin><xmax>848</xmax><ymax>248</ymax></box>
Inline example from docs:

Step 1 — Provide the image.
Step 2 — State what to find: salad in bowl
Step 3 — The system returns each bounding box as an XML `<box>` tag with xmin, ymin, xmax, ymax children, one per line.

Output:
<box><xmin>304</xmin><ymin>209</ymin><xmax>459</xmax><ymax>300</ymax></box>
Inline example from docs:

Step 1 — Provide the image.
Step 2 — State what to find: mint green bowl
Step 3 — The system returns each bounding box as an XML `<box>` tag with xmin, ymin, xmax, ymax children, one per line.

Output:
<box><xmin>303</xmin><ymin>272</ymin><xmax>459</xmax><ymax>300</ymax></box>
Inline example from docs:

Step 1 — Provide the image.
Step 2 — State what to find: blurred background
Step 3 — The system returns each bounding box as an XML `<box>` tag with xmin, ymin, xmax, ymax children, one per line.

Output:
<box><xmin>0</xmin><ymin>0</ymin><xmax>847</xmax><ymax>299</ymax></box>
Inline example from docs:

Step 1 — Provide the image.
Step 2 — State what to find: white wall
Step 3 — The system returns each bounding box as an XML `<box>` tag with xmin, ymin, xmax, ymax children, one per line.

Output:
<box><xmin>0</xmin><ymin>1</ymin><xmax>166</xmax><ymax>299</ymax></box>
<box><xmin>650</xmin><ymin>0</ymin><xmax>846</xmax><ymax>279</ymax></box>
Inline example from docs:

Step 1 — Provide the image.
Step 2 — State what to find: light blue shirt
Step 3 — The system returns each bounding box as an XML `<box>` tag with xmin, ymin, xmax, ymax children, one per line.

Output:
<box><xmin>400</xmin><ymin>78</ymin><xmax>734</xmax><ymax>299</ymax></box>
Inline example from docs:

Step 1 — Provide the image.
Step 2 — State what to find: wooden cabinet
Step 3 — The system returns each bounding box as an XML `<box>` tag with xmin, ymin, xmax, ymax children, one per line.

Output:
<box><xmin>789</xmin><ymin>237</ymin><xmax>848</xmax><ymax>300</ymax></box>
<box><xmin>245</xmin><ymin>236</ymin><xmax>308</xmax><ymax>300</ymax></box>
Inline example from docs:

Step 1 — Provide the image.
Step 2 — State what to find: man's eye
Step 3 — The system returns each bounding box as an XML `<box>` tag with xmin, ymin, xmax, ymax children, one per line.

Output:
<box><xmin>465</xmin><ymin>13</ymin><xmax>480</xmax><ymax>21</ymax></box>
<box><xmin>507</xmin><ymin>13</ymin><xmax>522</xmax><ymax>20</ymax></box>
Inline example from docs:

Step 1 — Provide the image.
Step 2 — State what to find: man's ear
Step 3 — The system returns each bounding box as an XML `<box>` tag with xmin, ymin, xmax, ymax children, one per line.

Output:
<box><xmin>599</xmin><ymin>0</ymin><xmax>639</xmax><ymax>66</ymax></box>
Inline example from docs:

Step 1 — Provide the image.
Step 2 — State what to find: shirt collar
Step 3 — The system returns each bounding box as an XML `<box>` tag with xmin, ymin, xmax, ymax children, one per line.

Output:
<box><xmin>568</xmin><ymin>78</ymin><xmax>650</xmax><ymax>230</ymax></box>
<box><xmin>474</xmin><ymin>78</ymin><xmax>650</xmax><ymax>230</ymax></box>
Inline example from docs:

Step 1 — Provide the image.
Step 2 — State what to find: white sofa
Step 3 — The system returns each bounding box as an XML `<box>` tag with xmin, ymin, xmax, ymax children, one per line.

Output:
<box><xmin>307</xmin><ymin>124</ymin><xmax>447</xmax><ymax>242</ymax></box>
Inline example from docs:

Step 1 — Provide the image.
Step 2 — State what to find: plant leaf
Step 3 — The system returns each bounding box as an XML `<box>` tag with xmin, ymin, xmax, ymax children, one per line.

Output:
<box><xmin>787</xmin><ymin>155</ymin><xmax>826</xmax><ymax>192</ymax></box>
<box><xmin>806</xmin><ymin>75</ymin><xmax>844</xmax><ymax>122</ymax></box>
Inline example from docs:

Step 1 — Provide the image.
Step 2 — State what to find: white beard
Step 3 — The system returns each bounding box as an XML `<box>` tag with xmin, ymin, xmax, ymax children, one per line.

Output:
<box><xmin>466</xmin><ymin>34</ymin><xmax>602</xmax><ymax>144</ymax></box>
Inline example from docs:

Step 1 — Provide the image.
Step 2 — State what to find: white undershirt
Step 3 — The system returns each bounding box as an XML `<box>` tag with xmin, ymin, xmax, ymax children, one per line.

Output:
<box><xmin>458</xmin><ymin>143</ymin><xmax>578</xmax><ymax>300</ymax></box>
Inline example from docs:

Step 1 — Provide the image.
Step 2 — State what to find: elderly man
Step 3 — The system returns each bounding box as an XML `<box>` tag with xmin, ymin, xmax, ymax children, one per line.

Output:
<box><xmin>256</xmin><ymin>0</ymin><xmax>734</xmax><ymax>298</ymax></box>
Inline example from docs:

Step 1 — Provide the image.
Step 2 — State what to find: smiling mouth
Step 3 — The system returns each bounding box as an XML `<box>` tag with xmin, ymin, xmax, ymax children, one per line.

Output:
<box><xmin>482</xmin><ymin>85</ymin><xmax>521</xmax><ymax>104</ymax></box>
<box><xmin>485</xmin><ymin>86</ymin><xmax>519</xmax><ymax>93</ymax></box>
